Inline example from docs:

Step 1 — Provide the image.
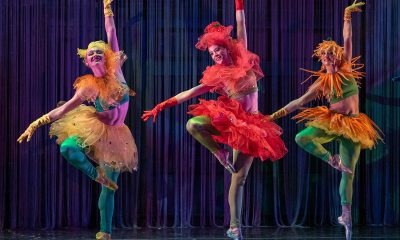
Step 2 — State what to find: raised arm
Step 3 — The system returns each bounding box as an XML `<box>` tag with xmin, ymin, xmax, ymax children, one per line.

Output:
<box><xmin>269</xmin><ymin>85</ymin><xmax>319</xmax><ymax>121</ymax></box>
<box><xmin>17</xmin><ymin>92</ymin><xmax>84</xmax><ymax>143</ymax></box>
<box><xmin>235</xmin><ymin>0</ymin><xmax>247</xmax><ymax>49</ymax></box>
<box><xmin>343</xmin><ymin>1</ymin><xmax>364</xmax><ymax>62</ymax></box>
<box><xmin>142</xmin><ymin>84</ymin><xmax>212</xmax><ymax>123</ymax></box>
<box><xmin>104</xmin><ymin>0</ymin><xmax>119</xmax><ymax>52</ymax></box>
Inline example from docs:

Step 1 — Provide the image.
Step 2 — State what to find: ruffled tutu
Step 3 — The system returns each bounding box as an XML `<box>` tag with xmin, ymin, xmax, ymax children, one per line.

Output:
<box><xmin>49</xmin><ymin>105</ymin><xmax>138</xmax><ymax>172</ymax></box>
<box><xmin>187</xmin><ymin>96</ymin><xmax>287</xmax><ymax>161</ymax></box>
<box><xmin>293</xmin><ymin>106</ymin><xmax>383</xmax><ymax>149</ymax></box>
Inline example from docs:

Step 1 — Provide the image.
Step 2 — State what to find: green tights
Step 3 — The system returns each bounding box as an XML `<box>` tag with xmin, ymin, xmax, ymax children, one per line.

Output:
<box><xmin>60</xmin><ymin>136</ymin><xmax>120</xmax><ymax>234</ymax></box>
<box><xmin>295</xmin><ymin>126</ymin><xmax>361</xmax><ymax>205</ymax></box>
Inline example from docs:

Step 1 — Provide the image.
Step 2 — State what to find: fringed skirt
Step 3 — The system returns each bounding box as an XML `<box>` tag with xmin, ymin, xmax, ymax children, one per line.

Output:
<box><xmin>49</xmin><ymin>105</ymin><xmax>138</xmax><ymax>172</ymax></box>
<box><xmin>187</xmin><ymin>96</ymin><xmax>287</xmax><ymax>161</ymax></box>
<box><xmin>293</xmin><ymin>106</ymin><xmax>383</xmax><ymax>149</ymax></box>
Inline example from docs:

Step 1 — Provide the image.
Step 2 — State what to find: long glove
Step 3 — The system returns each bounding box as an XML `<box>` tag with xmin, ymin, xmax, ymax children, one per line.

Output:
<box><xmin>344</xmin><ymin>0</ymin><xmax>365</xmax><ymax>21</ymax></box>
<box><xmin>141</xmin><ymin>97</ymin><xmax>178</xmax><ymax>123</ymax></box>
<box><xmin>17</xmin><ymin>114</ymin><xmax>51</xmax><ymax>143</ymax></box>
<box><xmin>269</xmin><ymin>108</ymin><xmax>288</xmax><ymax>121</ymax></box>
<box><xmin>235</xmin><ymin>0</ymin><xmax>244</xmax><ymax>10</ymax></box>
<box><xmin>104</xmin><ymin>0</ymin><xmax>114</xmax><ymax>17</ymax></box>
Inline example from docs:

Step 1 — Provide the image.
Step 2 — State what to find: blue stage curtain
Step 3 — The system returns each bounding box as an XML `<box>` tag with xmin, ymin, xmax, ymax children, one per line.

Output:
<box><xmin>0</xmin><ymin>0</ymin><xmax>399</xmax><ymax>229</ymax></box>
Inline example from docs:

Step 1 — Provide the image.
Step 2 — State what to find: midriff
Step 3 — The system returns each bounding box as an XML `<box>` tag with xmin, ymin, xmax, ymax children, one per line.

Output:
<box><xmin>330</xmin><ymin>94</ymin><xmax>359</xmax><ymax>116</ymax></box>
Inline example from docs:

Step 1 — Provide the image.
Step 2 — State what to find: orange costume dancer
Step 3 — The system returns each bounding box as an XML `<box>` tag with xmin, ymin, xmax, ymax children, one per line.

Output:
<box><xmin>142</xmin><ymin>1</ymin><xmax>287</xmax><ymax>239</ymax></box>
<box><xmin>270</xmin><ymin>1</ymin><xmax>382</xmax><ymax>239</ymax></box>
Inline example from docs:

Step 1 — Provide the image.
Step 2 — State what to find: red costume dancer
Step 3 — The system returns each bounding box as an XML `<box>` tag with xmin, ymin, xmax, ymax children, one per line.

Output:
<box><xmin>142</xmin><ymin>0</ymin><xmax>287</xmax><ymax>239</ymax></box>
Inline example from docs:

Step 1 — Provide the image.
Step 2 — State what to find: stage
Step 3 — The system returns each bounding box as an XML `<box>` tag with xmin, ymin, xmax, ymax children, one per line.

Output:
<box><xmin>1</xmin><ymin>226</ymin><xmax>400</xmax><ymax>239</ymax></box>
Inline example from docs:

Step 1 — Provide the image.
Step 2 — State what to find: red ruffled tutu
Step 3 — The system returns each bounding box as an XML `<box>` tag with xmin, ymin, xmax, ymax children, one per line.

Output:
<box><xmin>187</xmin><ymin>96</ymin><xmax>287</xmax><ymax>161</ymax></box>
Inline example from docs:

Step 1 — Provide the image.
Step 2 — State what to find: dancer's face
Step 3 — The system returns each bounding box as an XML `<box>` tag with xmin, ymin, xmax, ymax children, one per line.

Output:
<box><xmin>320</xmin><ymin>49</ymin><xmax>337</xmax><ymax>67</ymax></box>
<box><xmin>85</xmin><ymin>47</ymin><xmax>105</xmax><ymax>69</ymax></box>
<box><xmin>208</xmin><ymin>45</ymin><xmax>230</xmax><ymax>65</ymax></box>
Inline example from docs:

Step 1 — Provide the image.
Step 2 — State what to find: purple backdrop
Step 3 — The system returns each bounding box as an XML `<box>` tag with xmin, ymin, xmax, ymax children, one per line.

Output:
<box><xmin>0</xmin><ymin>0</ymin><xmax>399</xmax><ymax>229</ymax></box>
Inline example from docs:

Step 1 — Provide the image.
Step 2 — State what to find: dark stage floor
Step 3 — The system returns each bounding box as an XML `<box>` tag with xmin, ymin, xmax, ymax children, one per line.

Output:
<box><xmin>1</xmin><ymin>226</ymin><xmax>400</xmax><ymax>239</ymax></box>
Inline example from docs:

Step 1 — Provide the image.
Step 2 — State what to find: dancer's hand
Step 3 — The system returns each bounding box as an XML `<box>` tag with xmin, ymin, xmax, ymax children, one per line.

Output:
<box><xmin>264</xmin><ymin>115</ymin><xmax>273</xmax><ymax>122</ymax></box>
<box><xmin>103</xmin><ymin>0</ymin><xmax>114</xmax><ymax>8</ymax></box>
<box><xmin>17</xmin><ymin>114</ymin><xmax>51</xmax><ymax>143</ymax></box>
<box><xmin>103</xmin><ymin>0</ymin><xmax>115</xmax><ymax>17</ymax></box>
<box><xmin>17</xmin><ymin>127</ymin><xmax>36</xmax><ymax>143</ymax></box>
<box><xmin>345</xmin><ymin>0</ymin><xmax>364</xmax><ymax>13</ymax></box>
<box><xmin>141</xmin><ymin>97</ymin><xmax>178</xmax><ymax>123</ymax></box>
<box><xmin>141</xmin><ymin>109</ymin><xmax>159</xmax><ymax>123</ymax></box>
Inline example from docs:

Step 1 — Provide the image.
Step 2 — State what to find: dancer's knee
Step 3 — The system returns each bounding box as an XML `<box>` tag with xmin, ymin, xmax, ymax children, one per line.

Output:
<box><xmin>295</xmin><ymin>132</ymin><xmax>312</xmax><ymax>148</ymax></box>
<box><xmin>232</xmin><ymin>172</ymin><xmax>248</xmax><ymax>187</ymax></box>
<box><xmin>186</xmin><ymin>118</ymin><xmax>201</xmax><ymax>134</ymax></box>
<box><xmin>60</xmin><ymin>139</ymin><xmax>84</xmax><ymax>163</ymax></box>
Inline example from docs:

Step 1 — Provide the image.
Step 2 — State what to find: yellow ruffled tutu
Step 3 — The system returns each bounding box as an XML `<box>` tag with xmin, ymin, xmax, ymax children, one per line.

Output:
<box><xmin>49</xmin><ymin>105</ymin><xmax>138</xmax><ymax>172</ymax></box>
<box><xmin>293</xmin><ymin>106</ymin><xmax>383</xmax><ymax>149</ymax></box>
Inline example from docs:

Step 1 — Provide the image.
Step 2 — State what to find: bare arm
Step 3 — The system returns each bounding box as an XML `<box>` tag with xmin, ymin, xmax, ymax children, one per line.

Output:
<box><xmin>47</xmin><ymin>92</ymin><xmax>84</xmax><ymax>121</ymax></box>
<box><xmin>104</xmin><ymin>0</ymin><xmax>119</xmax><ymax>52</ymax></box>
<box><xmin>282</xmin><ymin>86</ymin><xmax>318</xmax><ymax>114</ymax></box>
<box><xmin>17</xmin><ymin>92</ymin><xmax>84</xmax><ymax>143</ymax></box>
<box><xmin>343</xmin><ymin>16</ymin><xmax>352</xmax><ymax>62</ymax></box>
<box><xmin>142</xmin><ymin>84</ymin><xmax>212</xmax><ymax>122</ymax></box>
<box><xmin>174</xmin><ymin>84</ymin><xmax>212</xmax><ymax>103</ymax></box>
<box><xmin>343</xmin><ymin>1</ymin><xmax>365</xmax><ymax>63</ymax></box>
<box><xmin>235</xmin><ymin>0</ymin><xmax>247</xmax><ymax>49</ymax></box>
<box><xmin>269</xmin><ymin>86</ymin><xmax>319</xmax><ymax>121</ymax></box>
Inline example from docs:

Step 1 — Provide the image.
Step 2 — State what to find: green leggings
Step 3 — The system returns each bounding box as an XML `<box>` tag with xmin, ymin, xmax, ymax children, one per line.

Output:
<box><xmin>60</xmin><ymin>136</ymin><xmax>120</xmax><ymax>234</ymax></box>
<box><xmin>295</xmin><ymin>126</ymin><xmax>361</xmax><ymax>205</ymax></box>
<box><xmin>186</xmin><ymin>116</ymin><xmax>254</xmax><ymax>228</ymax></box>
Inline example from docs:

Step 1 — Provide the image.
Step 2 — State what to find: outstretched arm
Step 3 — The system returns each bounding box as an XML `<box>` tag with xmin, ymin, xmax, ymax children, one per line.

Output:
<box><xmin>104</xmin><ymin>0</ymin><xmax>119</xmax><ymax>52</ymax></box>
<box><xmin>269</xmin><ymin>85</ymin><xmax>319</xmax><ymax>121</ymax></box>
<box><xmin>343</xmin><ymin>1</ymin><xmax>364</xmax><ymax>63</ymax></box>
<box><xmin>142</xmin><ymin>84</ymin><xmax>212</xmax><ymax>122</ymax></box>
<box><xmin>235</xmin><ymin>0</ymin><xmax>247</xmax><ymax>49</ymax></box>
<box><xmin>17</xmin><ymin>92</ymin><xmax>84</xmax><ymax>143</ymax></box>
<box><xmin>47</xmin><ymin>92</ymin><xmax>84</xmax><ymax>120</ymax></box>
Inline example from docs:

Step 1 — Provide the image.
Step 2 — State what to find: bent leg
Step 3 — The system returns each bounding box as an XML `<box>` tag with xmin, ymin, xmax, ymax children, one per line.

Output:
<box><xmin>60</xmin><ymin>136</ymin><xmax>97</xmax><ymax>180</ymax></box>
<box><xmin>186</xmin><ymin>116</ymin><xmax>222</xmax><ymax>153</ymax></box>
<box><xmin>295</xmin><ymin>126</ymin><xmax>336</xmax><ymax>162</ymax></box>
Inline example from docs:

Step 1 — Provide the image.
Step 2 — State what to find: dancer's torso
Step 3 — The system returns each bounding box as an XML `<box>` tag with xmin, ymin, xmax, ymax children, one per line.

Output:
<box><xmin>95</xmin><ymin>72</ymin><xmax>129</xmax><ymax>126</ymax></box>
<box><xmin>225</xmin><ymin>70</ymin><xmax>259</xmax><ymax>113</ymax></box>
<box><xmin>330</xmin><ymin>94</ymin><xmax>359</xmax><ymax>115</ymax></box>
<box><xmin>328</xmin><ymin>74</ymin><xmax>359</xmax><ymax>115</ymax></box>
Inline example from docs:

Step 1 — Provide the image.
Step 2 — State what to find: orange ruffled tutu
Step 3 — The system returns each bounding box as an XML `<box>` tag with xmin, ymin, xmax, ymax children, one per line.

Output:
<box><xmin>49</xmin><ymin>105</ymin><xmax>138</xmax><ymax>172</ymax></box>
<box><xmin>293</xmin><ymin>106</ymin><xmax>383</xmax><ymax>149</ymax></box>
<box><xmin>187</xmin><ymin>96</ymin><xmax>288</xmax><ymax>161</ymax></box>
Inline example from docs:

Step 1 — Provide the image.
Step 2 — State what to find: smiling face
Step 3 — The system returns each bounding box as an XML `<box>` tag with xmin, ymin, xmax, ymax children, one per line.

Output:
<box><xmin>208</xmin><ymin>45</ymin><xmax>231</xmax><ymax>65</ymax></box>
<box><xmin>320</xmin><ymin>48</ymin><xmax>337</xmax><ymax>67</ymax></box>
<box><xmin>85</xmin><ymin>47</ymin><xmax>105</xmax><ymax>69</ymax></box>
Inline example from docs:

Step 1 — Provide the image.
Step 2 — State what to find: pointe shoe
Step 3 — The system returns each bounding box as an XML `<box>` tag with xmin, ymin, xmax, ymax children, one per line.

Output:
<box><xmin>338</xmin><ymin>214</ymin><xmax>352</xmax><ymax>240</ymax></box>
<box><xmin>214</xmin><ymin>149</ymin><xmax>236</xmax><ymax>174</ymax></box>
<box><xmin>226</xmin><ymin>227</ymin><xmax>243</xmax><ymax>240</ymax></box>
<box><xmin>96</xmin><ymin>232</ymin><xmax>111</xmax><ymax>240</ymax></box>
<box><xmin>328</xmin><ymin>154</ymin><xmax>353</xmax><ymax>174</ymax></box>
<box><xmin>95</xmin><ymin>167</ymin><xmax>118</xmax><ymax>191</ymax></box>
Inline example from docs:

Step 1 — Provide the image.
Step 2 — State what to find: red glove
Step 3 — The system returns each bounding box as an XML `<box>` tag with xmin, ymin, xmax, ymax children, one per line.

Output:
<box><xmin>235</xmin><ymin>0</ymin><xmax>244</xmax><ymax>10</ymax></box>
<box><xmin>142</xmin><ymin>97</ymin><xmax>178</xmax><ymax>123</ymax></box>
